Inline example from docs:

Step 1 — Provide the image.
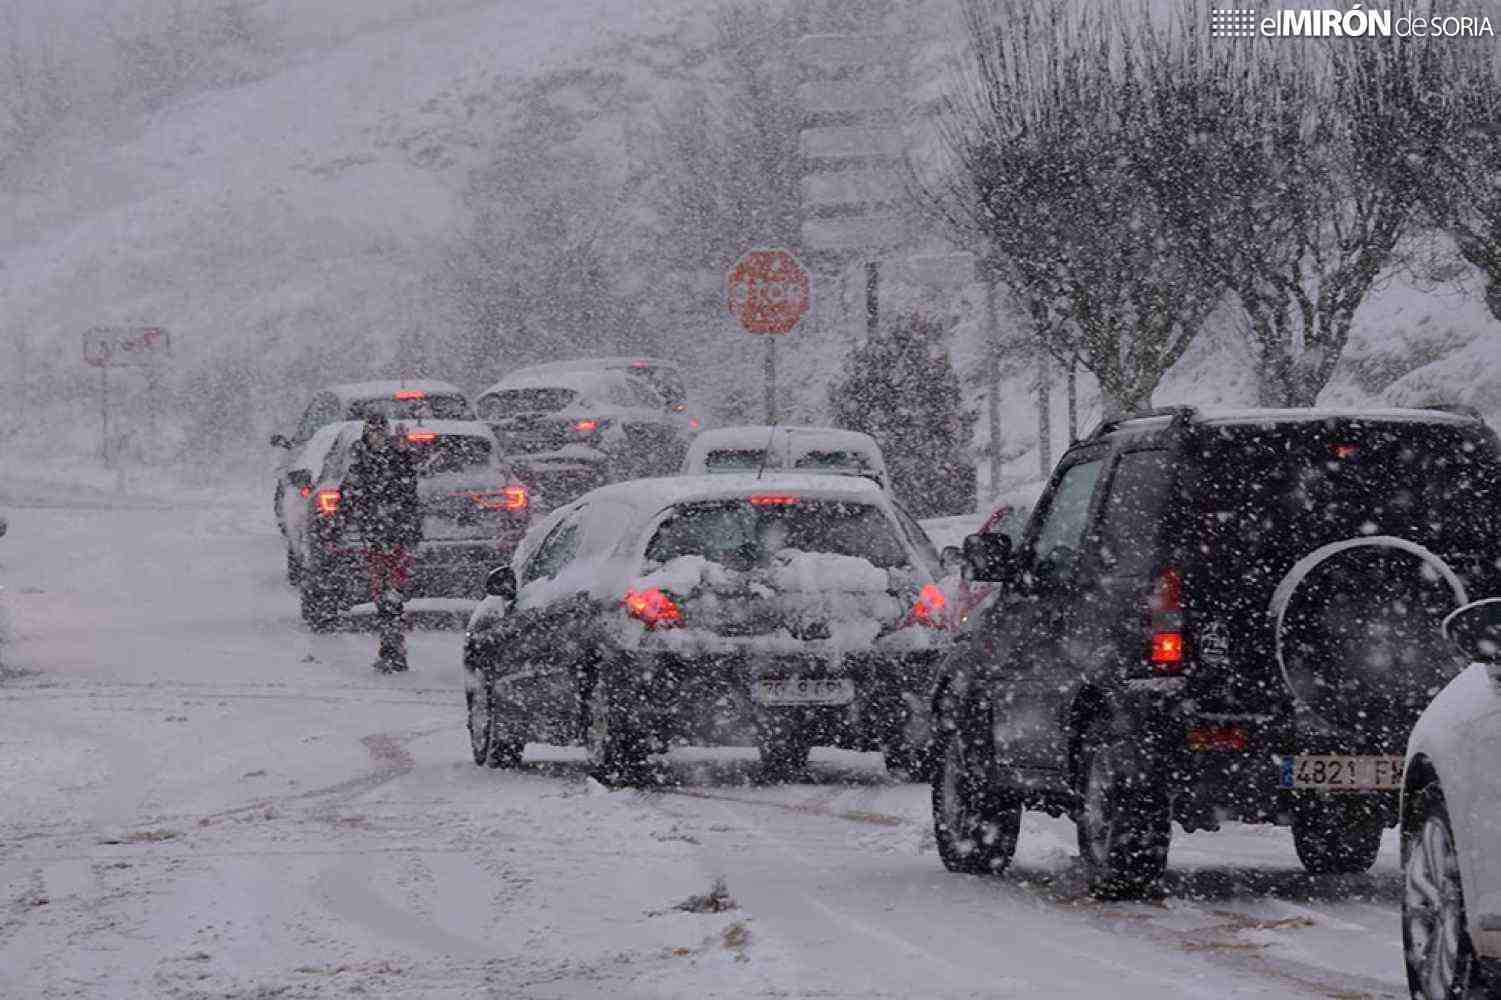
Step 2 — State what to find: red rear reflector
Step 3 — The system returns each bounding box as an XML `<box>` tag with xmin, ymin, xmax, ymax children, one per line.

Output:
<box><xmin>624</xmin><ymin>587</ymin><xmax>683</xmax><ymax>629</ymax></box>
<box><xmin>406</xmin><ymin>430</ymin><xmax>437</xmax><ymax>443</ymax></box>
<box><xmin>1187</xmin><ymin>725</ymin><xmax>1249</xmax><ymax>752</ymax></box>
<box><xmin>315</xmin><ymin>488</ymin><xmax>341</xmax><ymax>515</ymax></box>
<box><xmin>749</xmin><ymin>494</ymin><xmax>799</xmax><ymax>506</ymax></box>
<box><xmin>1332</xmin><ymin>443</ymin><xmax>1358</xmax><ymax>459</ymax></box>
<box><xmin>910</xmin><ymin>583</ymin><xmax>947</xmax><ymax>628</ymax></box>
<box><xmin>573</xmin><ymin>419</ymin><xmax>599</xmax><ymax>432</ymax></box>
<box><xmin>394</xmin><ymin>390</ymin><xmax>425</xmax><ymax>400</ymax></box>
<box><xmin>471</xmin><ymin>486</ymin><xmax>528</xmax><ymax>511</ymax></box>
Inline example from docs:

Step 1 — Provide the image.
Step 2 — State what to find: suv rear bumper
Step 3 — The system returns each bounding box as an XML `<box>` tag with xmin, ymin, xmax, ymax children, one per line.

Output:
<box><xmin>308</xmin><ymin>536</ymin><xmax>522</xmax><ymax>604</ymax></box>
<box><xmin>603</xmin><ymin>647</ymin><xmax>944</xmax><ymax>752</ymax></box>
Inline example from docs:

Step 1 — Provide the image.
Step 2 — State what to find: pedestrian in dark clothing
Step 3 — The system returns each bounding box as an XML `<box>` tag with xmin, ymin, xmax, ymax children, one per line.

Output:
<box><xmin>343</xmin><ymin>413</ymin><xmax>423</xmax><ymax>671</ymax></box>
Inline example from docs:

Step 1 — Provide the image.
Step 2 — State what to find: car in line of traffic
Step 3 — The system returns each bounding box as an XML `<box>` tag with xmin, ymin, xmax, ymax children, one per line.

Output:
<box><xmin>931</xmin><ymin>405</ymin><xmax>1501</xmax><ymax>898</ymax></box>
<box><xmin>682</xmin><ymin>425</ymin><xmax>888</xmax><ymax>489</ymax></box>
<box><xmin>287</xmin><ymin>419</ymin><xmax>532</xmax><ymax>630</ymax></box>
<box><xmin>461</xmin><ymin>473</ymin><xmax>951</xmax><ymax>780</ymax></box>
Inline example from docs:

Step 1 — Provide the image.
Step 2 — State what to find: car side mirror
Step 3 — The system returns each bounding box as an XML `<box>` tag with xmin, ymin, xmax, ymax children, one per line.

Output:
<box><xmin>962</xmin><ymin>532</ymin><xmax>1015</xmax><ymax>583</ymax></box>
<box><xmin>1442</xmin><ymin>598</ymin><xmax>1501</xmax><ymax>664</ymax></box>
<box><xmin>940</xmin><ymin>545</ymin><xmax>964</xmax><ymax>577</ymax></box>
<box><xmin>485</xmin><ymin>566</ymin><xmax>518</xmax><ymax>602</ymax></box>
<box><xmin>270</xmin><ymin>434</ymin><xmax>292</xmax><ymax>449</ymax></box>
<box><xmin>286</xmin><ymin>469</ymin><xmax>312</xmax><ymax>489</ymax></box>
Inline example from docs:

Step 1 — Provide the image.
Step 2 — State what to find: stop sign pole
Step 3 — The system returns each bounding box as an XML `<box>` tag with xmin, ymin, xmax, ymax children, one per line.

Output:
<box><xmin>726</xmin><ymin>248</ymin><xmax>812</xmax><ymax>424</ymax></box>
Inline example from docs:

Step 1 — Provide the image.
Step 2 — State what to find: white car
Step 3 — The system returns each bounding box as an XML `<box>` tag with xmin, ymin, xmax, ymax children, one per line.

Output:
<box><xmin>682</xmin><ymin>425</ymin><xmax>888</xmax><ymax>489</ymax></box>
<box><xmin>461</xmin><ymin>473</ymin><xmax>949</xmax><ymax>781</ymax></box>
<box><xmin>503</xmin><ymin>356</ymin><xmax>701</xmax><ymax>437</ymax></box>
<box><xmin>1402</xmin><ymin>597</ymin><xmax>1501</xmax><ymax>999</ymax></box>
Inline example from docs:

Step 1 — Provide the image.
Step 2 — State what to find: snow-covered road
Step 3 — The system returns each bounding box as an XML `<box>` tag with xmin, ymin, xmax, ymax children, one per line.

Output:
<box><xmin>0</xmin><ymin>499</ymin><xmax>1411</xmax><ymax>998</ymax></box>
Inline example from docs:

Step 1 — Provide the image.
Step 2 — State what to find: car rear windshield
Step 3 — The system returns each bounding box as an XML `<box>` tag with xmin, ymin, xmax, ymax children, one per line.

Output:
<box><xmin>646</xmin><ymin>499</ymin><xmax>910</xmax><ymax>570</ymax></box>
<box><xmin>348</xmin><ymin>394</ymin><xmax>469</xmax><ymax>421</ymax></box>
<box><xmin>407</xmin><ymin>434</ymin><xmax>494</xmax><ymax>476</ymax></box>
<box><xmin>793</xmin><ymin>449</ymin><xmax>875</xmax><ymax>476</ymax></box>
<box><xmin>479</xmin><ymin>388</ymin><xmax>576</xmax><ymax>419</ymax></box>
<box><xmin>703</xmin><ymin>449</ymin><xmax>766</xmax><ymax>472</ymax></box>
<box><xmin>1189</xmin><ymin>421</ymin><xmax>1501</xmax><ymax>561</ymax></box>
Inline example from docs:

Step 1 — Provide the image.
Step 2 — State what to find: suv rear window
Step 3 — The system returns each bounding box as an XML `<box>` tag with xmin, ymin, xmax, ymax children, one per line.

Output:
<box><xmin>479</xmin><ymin>389</ymin><xmax>576</xmax><ymax>418</ymax></box>
<box><xmin>646</xmin><ymin>499</ymin><xmax>910</xmax><ymax>570</ymax></box>
<box><xmin>348</xmin><ymin>395</ymin><xmax>469</xmax><ymax>421</ymax></box>
<box><xmin>794</xmin><ymin>450</ymin><xmax>875</xmax><ymax>476</ymax></box>
<box><xmin>1190</xmin><ymin>421</ymin><xmax>1501</xmax><ymax>563</ymax></box>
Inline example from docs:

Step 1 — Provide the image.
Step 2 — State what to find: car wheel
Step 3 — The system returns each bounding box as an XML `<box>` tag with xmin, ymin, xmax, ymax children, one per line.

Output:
<box><xmin>298</xmin><ymin>570</ymin><xmax>341</xmax><ymax>633</ymax></box>
<box><xmin>931</xmin><ymin>726</ymin><xmax>1020</xmax><ymax>875</ymax></box>
<box><xmin>467</xmin><ymin>681</ymin><xmax>523</xmax><ymax>769</ymax></box>
<box><xmin>1075</xmin><ymin>719</ymin><xmax>1171</xmax><ymax>899</ymax></box>
<box><xmin>1293</xmin><ymin>796</ymin><xmax>1384</xmax><ymax>875</ymax></box>
<box><xmin>585</xmin><ymin>676</ymin><xmax>649</xmax><ymax>787</ymax></box>
<box><xmin>1403</xmin><ymin>785</ymin><xmax>1481</xmax><ymax>1000</ymax></box>
<box><xmin>286</xmin><ymin>547</ymin><xmax>303</xmax><ymax>587</ymax></box>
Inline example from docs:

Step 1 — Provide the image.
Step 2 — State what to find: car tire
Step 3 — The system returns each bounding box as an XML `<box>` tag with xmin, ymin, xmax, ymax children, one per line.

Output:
<box><xmin>1403</xmin><ymin>784</ymin><xmax>1485</xmax><ymax>1000</ymax></box>
<box><xmin>298</xmin><ymin>570</ymin><xmax>341</xmax><ymax>633</ymax></box>
<box><xmin>585</xmin><ymin>676</ymin><xmax>649</xmax><ymax>787</ymax></box>
<box><xmin>1075</xmin><ymin>719</ymin><xmax>1171</xmax><ymax>899</ymax></box>
<box><xmin>467</xmin><ymin>681</ymin><xmax>523</xmax><ymax>769</ymax></box>
<box><xmin>931</xmin><ymin>726</ymin><xmax>1021</xmax><ymax>875</ymax></box>
<box><xmin>1293</xmin><ymin>797</ymin><xmax>1384</xmax><ymax>875</ymax></box>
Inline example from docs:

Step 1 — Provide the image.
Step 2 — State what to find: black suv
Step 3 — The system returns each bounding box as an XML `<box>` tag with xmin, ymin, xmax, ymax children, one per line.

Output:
<box><xmin>931</xmin><ymin>406</ymin><xmax>1501</xmax><ymax>897</ymax></box>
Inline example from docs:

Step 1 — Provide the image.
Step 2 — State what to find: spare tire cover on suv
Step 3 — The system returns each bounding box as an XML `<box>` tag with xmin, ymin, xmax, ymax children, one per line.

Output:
<box><xmin>1271</xmin><ymin>536</ymin><xmax>1467</xmax><ymax>742</ymax></box>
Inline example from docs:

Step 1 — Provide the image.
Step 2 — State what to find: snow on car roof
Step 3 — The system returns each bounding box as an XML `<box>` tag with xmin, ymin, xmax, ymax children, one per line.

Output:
<box><xmin>1193</xmin><ymin>406</ymin><xmax>1478</xmax><ymax>426</ymax></box>
<box><xmin>507</xmin><ymin>357</ymin><xmax>678</xmax><ymax>377</ymax></box>
<box><xmin>326</xmin><ymin>380</ymin><xmax>466</xmax><ymax>402</ymax></box>
<box><xmin>477</xmin><ymin>368</ymin><xmax>634</xmax><ymax>396</ymax></box>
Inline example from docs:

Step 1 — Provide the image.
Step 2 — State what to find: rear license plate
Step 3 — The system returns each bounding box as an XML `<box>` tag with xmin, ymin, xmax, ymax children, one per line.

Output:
<box><xmin>751</xmin><ymin>677</ymin><xmax>854</xmax><ymax>706</ymax></box>
<box><xmin>1278</xmin><ymin>754</ymin><xmax>1405</xmax><ymax>791</ymax></box>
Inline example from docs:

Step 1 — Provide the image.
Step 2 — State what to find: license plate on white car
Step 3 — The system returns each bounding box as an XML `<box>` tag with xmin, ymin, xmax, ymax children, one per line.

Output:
<box><xmin>751</xmin><ymin>677</ymin><xmax>855</xmax><ymax>706</ymax></box>
<box><xmin>1278</xmin><ymin>755</ymin><xmax>1405</xmax><ymax>791</ymax></box>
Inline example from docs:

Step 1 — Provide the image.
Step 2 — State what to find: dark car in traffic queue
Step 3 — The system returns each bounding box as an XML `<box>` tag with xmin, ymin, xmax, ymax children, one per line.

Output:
<box><xmin>292</xmin><ymin>420</ymin><xmax>531</xmax><ymax>630</ymax></box>
<box><xmin>461</xmin><ymin>474</ymin><xmax>953</xmax><ymax>782</ymax></box>
<box><xmin>930</xmin><ymin>405</ymin><xmax>1501</xmax><ymax>898</ymax></box>
<box><xmin>271</xmin><ymin>380</ymin><xmax>473</xmax><ymax>541</ymax></box>
<box><xmin>475</xmin><ymin>369</ymin><xmax>686</xmax><ymax>507</ymax></box>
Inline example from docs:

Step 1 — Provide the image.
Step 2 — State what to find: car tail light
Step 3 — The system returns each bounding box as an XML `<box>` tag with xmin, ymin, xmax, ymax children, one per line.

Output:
<box><xmin>689</xmin><ymin>418</ymin><xmax>701</xmax><ymax>429</ymax></box>
<box><xmin>1147</xmin><ymin>568</ymin><xmax>1185</xmax><ymax>674</ymax></box>
<box><xmin>749</xmin><ymin>494</ymin><xmax>799</xmax><ymax>506</ymax></box>
<box><xmin>1331</xmin><ymin>443</ymin><xmax>1358</xmax><ymax>460</ymax></box>
<box><xmin>1187</xmin><ymin>725</ymin><xmax>1249</xmax><ymax>752</ymax></box>
<box><xmin>406</xmin><ymin>430</ymin><xmax>437</xmax><ymax>444</ymax></box>
<box><xmin>573</xmin><ymin>419</ymin><xmax>599</xmax><ymax>433</ymax></box>
<box><xmin>299</xmin><ymin>485</ymin><xmax>313</xmax><ymax>499</ymax></box>
<box><xmin>315</xmin><ymin>488</ymin><xmax>341</xmax><ymax>515</ymax></box>
<box><xmin>394</xmin><ymin>389</ymin><xmax>425</xmax><ymax>400</ymax></box>
<box><xmin>908</xmin><ymin>583</ymin><xmax>947</xmax><ymax>629</ymax></box>
<box><xmin>624</xmin><ymin>587</ymin><xmax>683</xmax><ymax>630</ymax></box>
<box><xmin>471</xmin><ymin>485</ymin><xmax>528</xmax><ymax>511</ymax></box>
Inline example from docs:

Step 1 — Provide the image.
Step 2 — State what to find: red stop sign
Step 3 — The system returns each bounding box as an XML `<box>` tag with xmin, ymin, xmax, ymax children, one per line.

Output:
<box><xmin>726</xmin><ymin>248</ymin><xmax>812</xmax><ymax>335</ymax></box>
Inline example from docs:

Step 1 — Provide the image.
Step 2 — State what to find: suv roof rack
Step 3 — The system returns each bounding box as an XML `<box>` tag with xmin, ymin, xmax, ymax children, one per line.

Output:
<box><xmin>1087</xmin><ymin>405</ymin><xmax>1198</xmax><ymax>441</ymax></box>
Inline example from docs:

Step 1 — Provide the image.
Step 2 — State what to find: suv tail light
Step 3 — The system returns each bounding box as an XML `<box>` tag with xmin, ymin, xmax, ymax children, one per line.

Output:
<box><xmin>624</xmin><ymin>588</ymin><xmax>683</xmax><ymax>630</ymax></box>
<box><xmin>573</xmin><ymin>419</ymin><xmax>599</xmax><ymax>433</ymax></box>
<box><xmin>906</xmin><ymin>583</ymin><xmax>948</xmax><ymax>629</ymax></box>
<box><xmin>315</xmin><ymin>488</ymin><xmax>341</xmax><ymax>516</ymax></box>
<box><xmin>406</xmin><ymin>430</ymin><xmax>437</xmax><ymax>444</ymax></box>
<box><xmin>1187</xmin><ymin>725</ymin><xmax>1249</xmax><ymax>752</ymax></box>
<box><xmin>471</xmin><ymin>485</ymin><xmax>528</xmax><ymax>511</ymax></box>
<box><xmin>394</xmin><ymin>389</ymin><xmax>426</xmax><ymax>400</ymax></box>
<box><xmin>1147</xmin><ymin>568</ymin><xmax>1184</xmax><ymax>673</ymax></box>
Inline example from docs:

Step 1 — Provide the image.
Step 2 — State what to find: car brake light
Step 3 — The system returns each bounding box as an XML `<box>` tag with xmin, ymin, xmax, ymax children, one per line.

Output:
<box><xmin>573</xmin><ymin>419</ymin><xmax>599</xmax><ymax>432</ymax></box>
<box><xmin>1332</xmin><ymin>443</ymin><xmax>1358</xmax><ymax>459</ymax></box>
<box><xmin>470</xmin><ymin>485</ymin><xmax>528</xmax><ymax>511</ymax></box>
<box><xmin>406</xmin><ymin>430</ymin><xmax>437</xmax><ymax>443</ymax></box>
<box><xmin>631</xmin><ymin>360</ymin><xmax>649</xmax><ymax>368</ymax></box>
<box><xmin>689</xmin><ymin>418</ymin><xmax>701</xmax><ymax>429</ymax></box>
<box><xmin>315</xmin><ymin>488</ymin><xmax>341</xmax><ymax>515</ymax></box>
<box><xmin>624</xmin><ymin>587</ymin><xmax>683</xmax><ymax>629</ymax></box>
<box><xmin>394</xmin><ymin>390</ymin><xmax>425</xmax><ymax>400</ymax></box>
<box><xmin>1148</xmin><ymin>568</ymin><xmax>1185</xmax><ymax>674</ymax></box>
<box><xmin>909</xmin><ymin>583</ymin><xmax>947</xmax><ymax>628</ymax></box>
<box><xmin>1187</xmin><ymin>725</ymin><xmax>1248</xmax><ymax>752</ymax></box>
<box><xmin>749</xmin><ymin>494</ymin><xmax>799</xmax><ymax>506</ymax></box>
<box><xmin>299</xmin><ymin>485</ymin><xmax>313</xmax><ymax>499</ymax></box>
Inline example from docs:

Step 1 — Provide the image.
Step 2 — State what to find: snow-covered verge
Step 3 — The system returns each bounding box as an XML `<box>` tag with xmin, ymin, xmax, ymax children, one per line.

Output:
<box><xmin>0</xmin><ymin>492</ymin><xmax>1419</xmax><ymax>998</ymax></box>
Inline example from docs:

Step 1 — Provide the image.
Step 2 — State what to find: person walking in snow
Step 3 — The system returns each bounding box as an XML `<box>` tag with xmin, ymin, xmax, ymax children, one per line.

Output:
<box><xmin>342</xmin><ymin>412</ymin><xmax>422</xmax><ymax>671</ymax></box>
